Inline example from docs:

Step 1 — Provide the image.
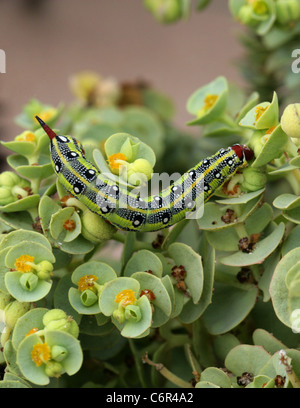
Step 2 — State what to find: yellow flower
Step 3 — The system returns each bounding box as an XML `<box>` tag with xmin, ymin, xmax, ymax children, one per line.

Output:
<box><xmin>31</xmin><ymin>343</ymin><xmax>51</xmax><ymax>367</ymax></box>
<box><xmin>266</xmin><ymin>125</ymin><xmax>276</xmax><ymax>135</ymax></box>
<box><xmin>197</xmin><ymin>94</ymin><xmax>219</xmax><ymax>117</ymax></box>
<box><xmin>255</xmin><ymin>105</ymin><xmax>268</xmax><ymax>121</ymax></box>
<box><xmin>15</xmin><ymin>131</ymin><xmax>36</xmax><ymax>143</ymax></box>
<box><xmin>14</xmin><ymin>255</ymin><xmax>35</xmax><ymax>273</ymax></box>
<box><xmin>78</xmin><ymin>275</ymin><xmax>98</xmax><ymax>292</ymax></box>
<box><xmin>247</xmin><ymin>0</ymin><xmax>268</xmax><ymax>15</ymax></box>
<box><xmin>203</xmin><ymin>94</ymin><xmax>218</xmax><ymax>110</ymax></box>
<box><xmin>115</xmin><ymin>289</ymin><xmax>137</xmax><ymax>307</ymax></box>
<box><xmin>34</xmin><ymin>108</ymin><xmax>57</xmax><ymax>123</ymax></box>
<box><xmin>107</xmin><ymin>153</ymin><xmax>127</xmax><ymax>171</ymax></box>
<box><xmin>26</xmin><ymin>327</ymin><xmax>39</xmax><ymax>337</ymax></box>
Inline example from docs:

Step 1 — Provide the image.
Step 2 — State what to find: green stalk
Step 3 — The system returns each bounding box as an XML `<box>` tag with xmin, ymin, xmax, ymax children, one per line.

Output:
<box><xmin>128</xmin><ymin>339</ymin><xmax>148</xmax><ymax>388</ymax></box>
<box><xmin>142</xmin><ymin>352</ymin><xmax>193</xmax><ymax>388</ymax></box>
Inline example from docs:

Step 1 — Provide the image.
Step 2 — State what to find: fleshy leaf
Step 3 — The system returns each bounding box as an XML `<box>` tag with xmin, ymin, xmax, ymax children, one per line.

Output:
<box><xmin>203</xmin><ymin>282</ymin><xmax>258</xmax><ymax>335</ymax></box>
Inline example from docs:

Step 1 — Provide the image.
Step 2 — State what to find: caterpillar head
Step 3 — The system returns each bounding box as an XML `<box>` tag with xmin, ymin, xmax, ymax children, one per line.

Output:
<box><xmin>35</xmin><ymin>115</ymin><xmax>85</xmax><ymax>155</ymax></box>
<box><xmin>232</xmin><ymin>144</ymin><xmax>254</xmax><ymax>163</ymax></box>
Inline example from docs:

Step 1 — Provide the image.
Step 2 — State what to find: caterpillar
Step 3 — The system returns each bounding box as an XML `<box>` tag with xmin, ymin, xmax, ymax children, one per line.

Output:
<box><xmin>36</xmin><ymin>116</ymin><xmax>254</xmax><ymax>232</ymax></box>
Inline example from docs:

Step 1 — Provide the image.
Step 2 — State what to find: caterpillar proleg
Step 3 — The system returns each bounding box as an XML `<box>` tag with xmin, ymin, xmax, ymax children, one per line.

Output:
<box><xmin>36</xmin><ymin>116</ymin><xmax>254</xmax><ymax>232</ymax></box>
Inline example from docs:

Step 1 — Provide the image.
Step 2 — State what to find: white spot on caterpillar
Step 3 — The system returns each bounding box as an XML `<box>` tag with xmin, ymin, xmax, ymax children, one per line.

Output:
<box><xmin>74</xmin><ymin>187</ymin><xmax>80</xmax><ymax>194</ymax></box>
<box><xmin>57</xmin><ymin>136</ymin><xmax>68</xmax><ymax>143</ymax></box>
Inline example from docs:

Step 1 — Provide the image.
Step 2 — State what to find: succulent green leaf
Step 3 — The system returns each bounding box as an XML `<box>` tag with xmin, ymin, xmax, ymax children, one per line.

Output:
<box><xmin>220</xmin><ymin>222</ymin><xmax>285</xmax><ymax>267</ymax></box>
<box><xmin>53</xmin><ymin>274</ymin><xmax>81</xmax><ymax>324</ymax></box>
<box><xmin>131</xmin><ymin>271</ymin><xmax>172</xmax><ymax>327</ymax></box>
<box><xmin>120</xmin><ymin>295</ymin><xmax>152</xmax><ymax>338</ymax></box>
<box><xmin>225</xmin><ymin>345</ymin><xmax>271</xmax><ymax>377</ymax></box>
<box><xmin>12</xmin><ymin>308</ymin><xmax>48</xmax><ymax>349</ymax></box>
<box><xmin>197</xmin><ymin>196</ymin><xmax>262</xmax><ymax>231</ymax></box>
<box><xmin>273</xmin><ymin>193</ymin><xmax>300</xmax><ymax>210</ymax></box>
<box><xmin>200</xmin><ymin>367</ymin><xmax>232</xmax><ymax>388</ymax></box>
<box><xmin>59</xmin><ymin>235</ymin><xmax>94</xmax><ymax>255</ymax></box>
<box><xmin>7</xmin><ymin>154</ymin><xmax>53</xmax><ymax>179</ymax></box>
<box><xmin>179</xmin><ymin>237</ymin><xmax>215</xmax><ymax>323</ymax></box>
<box><xmin>215</xmin><ymin>188</ymin><xmax>265</xmax><ymax>205</ymax></box>
<box><xmin>195</xmin><ymin>381</ymin><xmax>220</xmax><ymax>388</ymax></box>
<box><xmin>50</xmin><ymin>207</ymin><xmax>81</xmax><ymax>242</ymax></box>
<box><xmin>16</xmin><ymin>334</ymin><xmax>50</xmax><ymax>385</ymax></box>
<box><xmin>124</xmin><ymin>250</ymin><xmax>163</xmax><ymax>277</ymax></box>
<box><xmin>270</xmin><ymin>248</ymin><xmax>300</xmax><ymax>328</ymax></box>
<box><xmin>44</xmin><ymin>330</ymin><xmax>83</xmax><ymax>375</ymax></box>
<box><xmin>1</xmin><ymin>140</ymin><xmax>36</xmax><ymax>157</ymax></box>
<box><xmin>0</xmin><ymin>229</ymin><xmax>52</xmax><ymax>252</ymax></box>
<box><xmin>251</xmin><ymin>125</ymin><xmax>288</xmax><ymax>168</ymax></box>
<box><xmin>5</xmin><ymin>241</ymin><xmax>55</xmax><ymax>268</ymax></box>
<box><xmin>187</xmin><ymin>76</ymin><xmax>228</xmax><ymax>125</ymax></box>
<box><xmin>5</xmin><ymin>271</ymin><xmax>52</xmax><ymax>302</ymax></box>
<box><xmin>168</xmin><ymin>242</ymin><xmax>203</xmax><ymax>304</ymax></box>
<box><xmin>252</xmin><ymin>328</ymin><xmax>287</xmax><ymax>354</ymax></box>
<box><xmin>203</xmin><ymin>282</ymin><xmax>258</xmax><ymax>335</ymax></box>
<box><xmin>213</xmin><ymin>333</ymin><xmax>241</xmax><ymax>363</ymax></box>
<box><xmin>0</xmin><ymin>195</ymin><xmax>40</xmax><ymax>214</ymax></box>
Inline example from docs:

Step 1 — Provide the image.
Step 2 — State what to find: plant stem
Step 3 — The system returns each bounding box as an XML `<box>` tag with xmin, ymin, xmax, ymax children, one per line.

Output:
<box><xmin>128</xmin><ymin>339</ymin><xmax>148</xmax><ymax>388</ymax></box>
<box><xmin>234</xmin><ymin>223</ymin><xmax>248</xmax><ymax>239</ymax></box>
<box><xmin>162</xmin><ymin>219</ymin><xmax>189</xmax><ymax>249</ymax></box>
<box><xmin>142</xmin><ymin>352</ymin><xmax>193</xmax><ymax>388</ymax></box>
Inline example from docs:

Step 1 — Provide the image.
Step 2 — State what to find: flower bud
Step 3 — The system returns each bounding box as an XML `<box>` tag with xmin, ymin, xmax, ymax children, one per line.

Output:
<box><xmin>238</xmin><ymin>5</ymin><xmax>258</xmax><ymax>25</ymax></box>
<box><xmin>281</xmin><ymin>104</ymin><xmax>300</xmax><ymax>139</ymax></box>
<box><xmin>0</xmin><ymin>187</ymin><xmax>16</xmax><ymax>206</ymax></box>
<box><xmin>19</xmin><ymin>272</ymin><xmax>39</xmax><ymax>292</ymax></box>
<box><xmin>4</xmin><ymin>300</ymin><xmax>31</xmax><ymax>329</ymax></box>
<box><xmin>276</xmin><ymin>0</ymin><xmax>300</xmax><ymax>24</ymax></box>
<box><xmin>81</xmin><ymin>209</ymin><xmax>116</xmax><ymax>244</ymax></box>
<box><xmin>143</xmin><ymin>0</ymin><xmax>183</xmax><ymax>23</ymax></box>
<box><xmin>0</xmin><ymin>291</ymin><xmax>12</xmax><ymax>310</ymax></box>
<box><xmin>124</xmin><ymin>305</ymin><xmax>142</xmax><ymax>322</ymax></box>
<box><xmin>44</xmin><ymin>361</ymin><xmax>64</xmax><ymax>377</ymax></box>
<box><xmin>122</xmin><ymin>159</ymin><xmax>153</xmax><ymax>186</ymax></box>
<box><xmin>80</xmin><ymin>289</ymin><xmax>98</xmax><ymax>307</ymax></box>
<box><xmin>43</xmin><ymin>309</ymin><xmax>68</xmax><ymax>327</ymax></box>
<box><xmin>113</xmin><ymin>308</ymin><xmax>126</xmax><ymax>324</ymax></box>
<box><xmin>68</xmin><ymin>319</ymin><xmax>79</xmax><ymax>338</ymax></box>
<box><xmin>45</xmin><ymin>318</ymin><xmax>70</xmax><ymax>333</ymax></box>
<box><xmin>69</xmin><ymin>71</ymin><xmax>101</xmax><ymax>103</ymax></box>
<box><xmin>51</xmin><ymin>345</ymin><xmax>68</xmax><ymax>362</ymax></box>
<box><xmin>241</xmin><ymin>167</ymin><xmax>267</xmax><ymax>192</ymax></box>
<box><xmin>0</xmin><ymin>171</ymin><xmax>21</xmax><ymax>187</ymax></box>
<box><xmin>36</xmin><ymin>261</ymin><xmax>53</xmax><ymax>280</ymax></box>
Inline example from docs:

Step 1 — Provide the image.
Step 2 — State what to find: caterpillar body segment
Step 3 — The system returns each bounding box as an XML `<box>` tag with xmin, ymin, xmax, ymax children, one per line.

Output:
<box><xmin>36</xmin><ymin>116</ymin><xmax>254</xmax><ymax>232</ymax></box>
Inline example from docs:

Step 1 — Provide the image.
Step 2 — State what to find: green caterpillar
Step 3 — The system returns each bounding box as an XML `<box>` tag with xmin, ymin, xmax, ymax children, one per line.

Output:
<box><xmin>36</xmin><ymin>116</ymin><xmax>254</xmax><ymax>232</ymax></box>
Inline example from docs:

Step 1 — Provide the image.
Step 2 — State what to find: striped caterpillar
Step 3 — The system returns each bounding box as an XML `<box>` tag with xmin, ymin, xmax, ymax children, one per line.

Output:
<box><xmin>36</xmin><ymin>116</ymin><xmax>254</xmax><ymax>232</ymax></box>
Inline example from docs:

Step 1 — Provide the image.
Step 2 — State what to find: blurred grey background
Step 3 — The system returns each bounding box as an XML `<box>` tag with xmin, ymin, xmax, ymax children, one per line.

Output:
<box><xmin>0</xmin><ymin>0</ymin><xmax>244</xmax><ymax>142</ymax></box>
